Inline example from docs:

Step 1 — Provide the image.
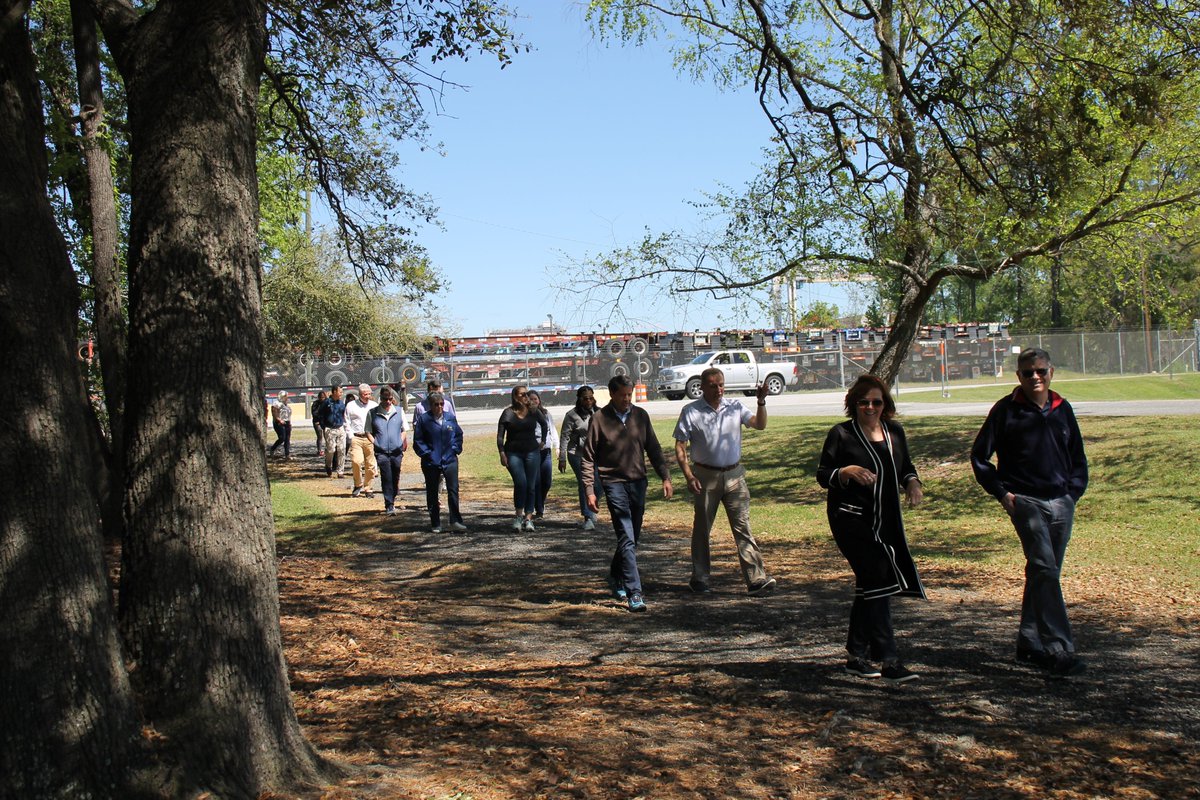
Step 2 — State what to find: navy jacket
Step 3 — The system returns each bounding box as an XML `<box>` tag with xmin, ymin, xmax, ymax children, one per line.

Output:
<box><xmin>413</xmin><ymin>411</ymin><xmax>463</xmax><ymax>468</ymax></box>
<box><xmin>971</xmin><ymin>388</ymin><xmax>1088</xmax><ymax>502</ymax></box>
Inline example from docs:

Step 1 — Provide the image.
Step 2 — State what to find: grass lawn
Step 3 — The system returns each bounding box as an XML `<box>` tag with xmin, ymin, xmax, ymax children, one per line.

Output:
<box><xmin>897</xmin><ymin>371</ymin><xmax>1200</xmax><ymax>402</ymax></box>
<box><xmin>451</xmin><ymin>414</ymin><xmax>1200</xmax><ymax>601</ymax></box>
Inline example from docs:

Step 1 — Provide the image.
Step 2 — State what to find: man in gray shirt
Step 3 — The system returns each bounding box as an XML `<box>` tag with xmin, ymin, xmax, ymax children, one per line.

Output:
<box><xmin>674</xmin><ymin>368</ymin><xmax>776</xmax><ymax>596</ymax></box>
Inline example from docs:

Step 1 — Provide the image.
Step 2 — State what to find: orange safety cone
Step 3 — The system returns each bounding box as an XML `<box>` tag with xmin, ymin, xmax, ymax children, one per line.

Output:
<box><xmin>634</xmin><ymin>382</ymin><xmax>648</xmax><ymax>403</ymax></box>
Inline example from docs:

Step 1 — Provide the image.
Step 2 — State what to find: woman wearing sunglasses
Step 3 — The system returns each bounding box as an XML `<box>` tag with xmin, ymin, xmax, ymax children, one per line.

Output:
<box><xmin>816</xmin><ymin>374</ymin><xmax>925</xmax><ymax>684</ymax></box>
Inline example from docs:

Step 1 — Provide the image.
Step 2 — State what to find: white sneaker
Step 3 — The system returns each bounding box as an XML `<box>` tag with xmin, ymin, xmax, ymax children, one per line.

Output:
<box><xmin>451</xmin><ymin>522</ymin><xmax>468</xmax><ymax>532</ymax></box>
<box><xmin>512</xmin><ymin>517</ymin><xmax>523</xmax><ymax>530</ymax></box>
<box><xmin>431</xmin><ymin>526</ymin><xmax>442</xmax><ymax>534</ymax></box>
<box><xmin>582</xmin><ymin>518</ymin><xmax>596</xmax><ymax>531</ymax></box>
<box><xmin>522</xmin><ymin>519</ymin><xmax>535</xmax><ymax>532</ymax></box>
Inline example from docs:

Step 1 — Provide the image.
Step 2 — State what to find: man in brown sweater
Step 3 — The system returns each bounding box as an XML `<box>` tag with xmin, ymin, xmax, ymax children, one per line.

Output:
<box><xmin>582</xmin><ymin>374</ymin><xmax>673</xmax><ymax>612</ymax></box>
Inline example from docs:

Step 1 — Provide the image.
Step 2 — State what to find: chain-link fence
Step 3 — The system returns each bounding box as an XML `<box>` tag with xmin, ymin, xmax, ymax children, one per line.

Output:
<box><xmin>1006</xmin><ymin>325</ymin><xmax>1199</xmax><ymax>377</ymax></box>
<box><xmin>259</xmin><ymin>323</ymin><xmax>1199</xmax><ymax>415</ymax></box>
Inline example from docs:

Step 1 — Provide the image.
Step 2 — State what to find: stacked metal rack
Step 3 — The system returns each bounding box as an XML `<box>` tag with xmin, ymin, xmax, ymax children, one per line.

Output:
<box><xmin>259</xmin><ymin>324</ymin><xmax>1011</xmax><ymax>410</ymax></box>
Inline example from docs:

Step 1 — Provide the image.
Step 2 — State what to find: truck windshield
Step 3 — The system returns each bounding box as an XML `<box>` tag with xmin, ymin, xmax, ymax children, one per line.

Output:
<box><xmin>689</xmin><ymin>352</ymin><xmax>715</xmax><ymax>365</ymax></box>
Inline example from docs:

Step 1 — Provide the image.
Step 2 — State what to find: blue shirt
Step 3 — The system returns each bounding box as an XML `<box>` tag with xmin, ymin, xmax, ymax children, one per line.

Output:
<box><xmin>318</xmin><ymin>399</ymin><xmax>347</xmax><ymax>429</ymax></box>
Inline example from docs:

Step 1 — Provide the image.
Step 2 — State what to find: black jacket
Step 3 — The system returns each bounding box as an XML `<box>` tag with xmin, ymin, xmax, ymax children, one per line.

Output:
<box><xmin>816</xmin><ymin>419</ymin><xmax>924</xmax><ymax>600</ymax></box>
<box><xmin>971</xmin><ymin>388</ymin><xmax>1088</xmax><ymax>503</ymax></box>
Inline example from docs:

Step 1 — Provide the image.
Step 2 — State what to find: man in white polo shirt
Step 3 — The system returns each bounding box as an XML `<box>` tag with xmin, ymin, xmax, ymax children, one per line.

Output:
<box><xmin>673</xmin><ymin>367</ymin><xmax>776</xmax><ymax>596</ymax></box>
<box><xmin>344</xmin><ymin>383</ymin><xmax>378</xmax><ymax>498</ymax></box>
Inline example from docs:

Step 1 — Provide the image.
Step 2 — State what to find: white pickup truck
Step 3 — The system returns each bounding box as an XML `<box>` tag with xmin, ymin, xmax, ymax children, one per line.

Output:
<box><xmin>655</xmin><ymin>350</ymin><xmax>800</xmax><ymax>400</ymax></box>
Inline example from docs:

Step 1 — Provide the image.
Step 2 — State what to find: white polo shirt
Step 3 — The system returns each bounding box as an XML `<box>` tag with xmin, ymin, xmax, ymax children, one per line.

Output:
<box><xmin>673</xmin><ymin>397</ymin><xmax>753</xmax><ymax>468</ymax></box>
<box><xmin>345</xmin><ymin>398</ymin><xmax>378</xmax><ymax>435</ymax></box>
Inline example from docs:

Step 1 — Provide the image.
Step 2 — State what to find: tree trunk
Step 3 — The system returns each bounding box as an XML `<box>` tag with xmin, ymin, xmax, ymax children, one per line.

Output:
<box><xmin>0</xmin><ymin>13</ymin><xmax>138</xmax><ymax>795</ymax></box>
<box><xmin>871</xmin><ymin>275</ymin><xmax>939</xmax><ymax>385</ymax></box>
<box><xmin>100</xmin><ymin>1</ymin><xmax>327</xmax><ymax>794</ymax></box>
<box><xmin>71</xmin><ymin>0</ymin><xmax>127</xmax><ymax>543</ymax></box>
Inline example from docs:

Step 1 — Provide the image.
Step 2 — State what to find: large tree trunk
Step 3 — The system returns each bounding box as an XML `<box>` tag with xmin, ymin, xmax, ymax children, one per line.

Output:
<box><xmin>94</xmin><ymin>0</ymin><xmax>327</xmax><ymax>794</ymax></box>
<box><xmin>871</xmin><ymin>274</ymin><xmax>939</xmax><ymax>385</ymax></box>
<box><xmin>71</xmin><ymin>0</ymin><xmax>127</xmax><ymax>543</ymax></box>
<box><xmin>0</xmin><ymin>11</ymin><xmax>138</xmax><ymax>795</ymax></box>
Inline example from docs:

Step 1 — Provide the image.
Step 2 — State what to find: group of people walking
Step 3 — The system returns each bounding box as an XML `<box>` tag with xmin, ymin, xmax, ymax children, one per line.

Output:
<box><xmin>286</xmin><ymin>345</ymin><xmax>1089</xmax><ymax>684</ymax></box>
<box><xmin>309</xmin><ymin>379</ymin><xmax>465</xmax><ymax>532</ymax></box>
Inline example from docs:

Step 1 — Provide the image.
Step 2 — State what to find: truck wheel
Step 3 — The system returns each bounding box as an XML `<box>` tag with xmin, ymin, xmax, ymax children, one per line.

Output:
<box><xmin>765</xmin><ymin>374</ymin><xmax>786</xmax><ymax>395</ymax></box>
<box><xmin>685</xmin><ymin>377</ymin><xmax>703</xmax><ymax>400</ymax></box>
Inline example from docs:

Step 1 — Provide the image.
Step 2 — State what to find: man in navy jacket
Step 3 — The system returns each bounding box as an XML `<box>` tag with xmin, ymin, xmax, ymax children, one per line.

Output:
<box><xmin>972</xmin><ymin>347</ymin><xmax>1088</xmax><ymax>678</ymax></box>
<box><xmin>413</xmin><ymin>391</ymin><xmax>466</xmax><ymax>533</ymax></box>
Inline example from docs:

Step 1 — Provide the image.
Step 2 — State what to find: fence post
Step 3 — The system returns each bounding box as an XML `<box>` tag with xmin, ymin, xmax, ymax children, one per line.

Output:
<box><xmin>1194</xmin><ymin>319</ymin><xmax>1199</xmax><ymax>372</ymax></box>
<box><xmin>1080</xmin><ymin>332</ymin><xmax>1086</xmax><ymax>374</ymax></box>
<box><xmin>837</xmin><ymin>333</ymin><xmax>846</xmax><ymax>389</ymax></box>
<box><xmin>1118</xmin><ymin>330</ymin><xmax>1124</xmax><ymax>375</ymax></box>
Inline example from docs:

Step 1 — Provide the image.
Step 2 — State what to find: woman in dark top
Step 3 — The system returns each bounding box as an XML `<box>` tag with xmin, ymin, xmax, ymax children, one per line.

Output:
<box><xmin>311</xmin><ymin>389</ymin><xmax>328</xmax><ymax>457</ymax></box>
<box><xmin>497</xmin><ymin>384</ymin><xmax>547</xmax><ymax>532</ymax></box>
<box><xmin>816</xmin><ymin>374</ymin><xmax>925</xmax><ymax>684</ymax></box>
<box><xmin>558</xmin><ymin>385</ymin><xmax>603</xmax><ymax>530</ymax></box>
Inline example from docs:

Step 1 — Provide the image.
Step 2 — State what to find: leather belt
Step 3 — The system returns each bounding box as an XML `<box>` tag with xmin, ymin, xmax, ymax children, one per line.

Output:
<box><xmin>353</xmin><ymin>432</ymin><xmax>369</xmax><ymax>437</ymax></box>
<box><xmin>694</xmin><ymin>461</ymin><xmax>739</xmax><ymax>472</ymax></box>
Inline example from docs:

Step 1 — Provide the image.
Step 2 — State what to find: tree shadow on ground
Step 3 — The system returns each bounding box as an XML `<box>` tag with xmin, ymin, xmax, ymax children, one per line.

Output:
<box><xmin>273</xmin><ymin>439</ymin><xmax>1200</xmax><ymax>799</ymax></box>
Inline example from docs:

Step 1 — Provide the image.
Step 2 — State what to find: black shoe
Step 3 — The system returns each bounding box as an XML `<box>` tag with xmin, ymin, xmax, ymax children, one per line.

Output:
<box><xmin>748</xmin><ymin>577</ymin><xmax>777</xmax><ymax>596</ymax></box>
<box><xmin>845</xmin><ymin>657</ymin><xmax>881</xmax><ymax>678</ymax></box>
<box><xmin>1049</xmin><ymin>652</ymin><xmax>1086</xmax><ymax>678</ymax></box>
<box><xmin>1016</xmin><ymin>648</ymin><xmax>1055</xmax><ymax>669</ymax></box>
<box><xmin>881</xmin><ymin>662</ymin><xmax>919</xmax><ymax>684</ymax></box>
<box><xmin>688</xmin><ymin>579</ymin><xmax>711</xmax><ymax>594</ymax></box>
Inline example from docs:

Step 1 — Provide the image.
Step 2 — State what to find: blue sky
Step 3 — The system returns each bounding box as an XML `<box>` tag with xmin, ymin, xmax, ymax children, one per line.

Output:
<box><xmin>377</xmin><ymin>5</ymin><xmax>856</xmax><ymax>337</ymax></box>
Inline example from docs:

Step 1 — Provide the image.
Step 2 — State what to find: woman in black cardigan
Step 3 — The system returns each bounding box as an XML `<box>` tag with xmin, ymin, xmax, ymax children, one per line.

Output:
<box><xmin>816</xmin><ymin>374</ymin><xmax>924</xmax><ymax>683</ymax></box>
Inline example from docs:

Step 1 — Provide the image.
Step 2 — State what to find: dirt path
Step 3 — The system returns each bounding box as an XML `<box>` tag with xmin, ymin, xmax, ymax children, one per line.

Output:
<box><xmin>272</xmin><ymin>446</ymin><xmax>1199</xmax><ymax>800</ymax></box>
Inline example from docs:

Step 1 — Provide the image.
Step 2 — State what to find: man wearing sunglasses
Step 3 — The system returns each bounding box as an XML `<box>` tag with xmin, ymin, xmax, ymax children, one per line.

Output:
<box><xmin>971</xmin><ymin>348</ymin><xmax>1089</xmax><ymax>678</ymax></box>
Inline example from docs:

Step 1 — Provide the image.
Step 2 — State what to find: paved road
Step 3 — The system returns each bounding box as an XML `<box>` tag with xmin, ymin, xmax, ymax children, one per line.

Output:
<box><xmin>451</xmin><ymin>390</ymin><xmax>1200</xmax><ymax>436</ymax></box>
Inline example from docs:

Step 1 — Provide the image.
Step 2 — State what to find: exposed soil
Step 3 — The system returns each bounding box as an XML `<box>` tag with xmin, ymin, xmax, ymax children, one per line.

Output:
<box><xmin>270</xmin><ymin>446</ymin><xmax>1200</xmax><ymax>800</ymax></box>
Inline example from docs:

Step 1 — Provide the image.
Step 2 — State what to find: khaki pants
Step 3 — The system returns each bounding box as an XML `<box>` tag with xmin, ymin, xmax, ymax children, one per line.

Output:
<box><xmin>690</xmin><ymin>464</ymin><xmax>768</xmax><ymax>588</ymax></box>
<box><xmin>350</xmin><ymin>434</ymin><xmax>376</xmax><ymax>490</ymax></box>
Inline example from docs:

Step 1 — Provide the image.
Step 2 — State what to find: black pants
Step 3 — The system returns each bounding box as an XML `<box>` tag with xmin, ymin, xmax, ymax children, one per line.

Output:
<box><xmin>847</xmin><ymin>595</ymin><xmax>896</xmax><ymax>662</ymax></box>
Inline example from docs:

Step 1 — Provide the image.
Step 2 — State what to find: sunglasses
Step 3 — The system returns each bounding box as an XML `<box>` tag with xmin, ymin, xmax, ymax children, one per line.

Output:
<box><xmin>1019</xmin><ymin>368</ymin><xmax>1050</xmax><ymax>379</ymax></box>
<box><xmin>856</xmin><ymin>398</ymin><xmax>885</xmax><ymax>408</ymax></box>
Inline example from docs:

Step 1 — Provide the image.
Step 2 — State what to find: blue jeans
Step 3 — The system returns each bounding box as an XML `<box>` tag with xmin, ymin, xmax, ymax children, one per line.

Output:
<box><xmin>375</xmin><ymin>451</ymin><xmax>403</xmax><ymax>511</ymax></box>
<box><xmin>421</xmin><ymin>460</ymin><xmax>461</xmax><ymax>528</ymax></box>
<box><xmin>1011</xmin><ymin>494</ymin><xmax>1076</xmax><ymax>654</ymax></box>
<box><xmin>568</xmin><ymin>451</ymin><xmax>603</xmax><ymax>521</ymax></box>
<box><xmin>602</xmin><ymin>479</ymin><xmax>647</xmax><ymax>596</ymax></box>
<box><xmin>506</xmin><ymin>450</ymin><xmax>541</xmax><ymax>515</ymax></box>
<box><xmin>269</xmin><ymin>420</ymin><xmax>291</xmax><ymax>457</ymax></box>
<box><xmin>535</xmin><ymin>449</ymin><xmax>552</xmax><ymax>515</ymax></box>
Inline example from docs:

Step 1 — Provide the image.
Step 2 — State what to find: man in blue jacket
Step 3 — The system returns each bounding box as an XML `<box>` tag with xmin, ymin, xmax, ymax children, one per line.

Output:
<box><xmin>413</xmin><ymin>391</ymin><xmax>466</xmax><ymax>533</ymax></box>
<box><xmin>971</xmin><ymin>347</ymin><xmax>1089</xmax><ymax>678</ymax></box>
